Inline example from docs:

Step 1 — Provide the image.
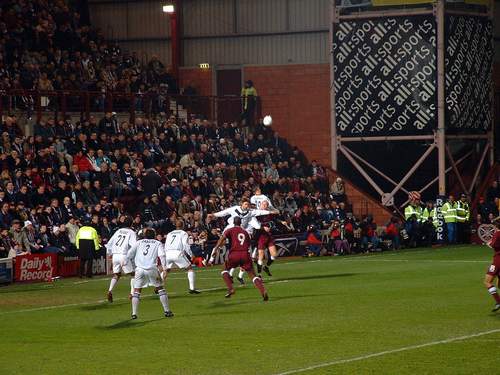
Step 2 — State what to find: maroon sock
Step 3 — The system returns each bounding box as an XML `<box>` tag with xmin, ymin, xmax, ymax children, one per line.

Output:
<box><xmin>222</xmin><ymin>271</ymin><xmax>233</xmax><ymax>291</ymax></box>
<box><xmin>252</xmin><ymin>276</ymin><xmax>266</xmax><ymax>296</ymax></box>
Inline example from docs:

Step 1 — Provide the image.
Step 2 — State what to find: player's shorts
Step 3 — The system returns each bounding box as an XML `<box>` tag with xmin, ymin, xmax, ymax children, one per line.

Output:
<box><xmin>165</xmin><ymin>250</ymin><xmax>191</xmax><ymax>269</ymax></box>
<box><xmin>257</xmin><ymin>231</ymin><xmax>275</xmax><ymax>249</ymax></box>
<box><xmin>112</xmin><ymin>254</ymin><xmax>134</xmax><ymax>274</ymax></box>
<box><xmin>225</xmin><ymin>251</ymin><xmax>254</xmax><ymax>272</ymax></box>
<box><xmin>134</xmin><ymin>267</ymin><xmax>162</xmax><ymax>289</ymax></box>
<box><xmin>486</xmin><ymin>255</ymin><xmax>500</xmax><ymax>277</ymax></box>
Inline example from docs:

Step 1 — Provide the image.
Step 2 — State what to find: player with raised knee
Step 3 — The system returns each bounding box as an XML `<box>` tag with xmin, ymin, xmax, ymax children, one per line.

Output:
<box><xmin>162</xmin><ymin>220</ymin><xmax>200</xmax><ymax>294</ymax></box>
<box><xmin>127</xmin><ymin>227</ymin><xmax>173</xmax><ymax>319</ymax></box>
<box><xmin>210</xmin><ymin>217</ymin><xmax>268</xmax><ymax>301</ymax></box>
<box><xmin>208</xmin><ymin>198</ymin><xmax>278</xmax><ymax>283</ymax></box>
<box><xmin>484</xmin><ymin>219</ymin><xmax>500</xmax><ymax>312</ymax></box>
<box><xmin>106</xmin><ymin>215</ymin><xmax>137</xmax><ymax>302</ymax></box>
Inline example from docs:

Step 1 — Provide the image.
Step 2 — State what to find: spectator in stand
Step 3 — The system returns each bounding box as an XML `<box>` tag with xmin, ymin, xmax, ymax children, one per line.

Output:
<box><xmin>328</xmin><ymin>220</ymin><xmax>350</xmax><ymax>255</ymax></box>
<box><xmin>305</xmin><ymin>224</ymin><xmax>323</xmax><ymax>257</ymax></box>
<box><xmin>241</xmin><ymin>80</ymin><xmax>258</xmax><ymax>129</ymax></box>
<box><xmin>383</xmin><ymin>217</ymin><xmax>401</xmax><ymax>250</ymax></box>
<box><xmin>486</xmin><ymin>180</ymin><xmax>499</xmax><ymax>203</ymax></box>
<box><xmin>360</xmin><ymin>215</ymin><xmax>380</xmax><ymax>252</ymax></box>
<box><xmin>330</xmin><ymin>177</ymin><xmax>346</xmax><ymax>203</ymax></box>
<box><xmin>477</xmin><ymin>196</ymin><xmax>498</xmax><ymax>222</ymax></box>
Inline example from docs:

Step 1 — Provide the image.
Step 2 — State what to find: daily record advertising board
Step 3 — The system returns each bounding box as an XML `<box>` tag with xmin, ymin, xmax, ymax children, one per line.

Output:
<box><xmin>334</xmin><ymin>16</ymin><xmax>437</xmax><ymax>136</ymax></box>
<box><xmin>445</xmin><ymin>16</ymin><xmax>493</xmax><ymax>132</ymax></box>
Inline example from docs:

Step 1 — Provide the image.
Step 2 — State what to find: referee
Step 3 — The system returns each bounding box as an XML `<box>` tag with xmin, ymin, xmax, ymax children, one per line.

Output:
<box><xmin>75</xmin><ymin>225</ymin><xmax>100</xmax><ymax>278</ymax></box>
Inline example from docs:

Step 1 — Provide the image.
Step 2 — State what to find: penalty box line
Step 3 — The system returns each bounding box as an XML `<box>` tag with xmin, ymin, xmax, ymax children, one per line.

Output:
<box><xmin>273</xmin><ymin>328</ymin><xmax>500</xmax><ymax>375</ymax></box>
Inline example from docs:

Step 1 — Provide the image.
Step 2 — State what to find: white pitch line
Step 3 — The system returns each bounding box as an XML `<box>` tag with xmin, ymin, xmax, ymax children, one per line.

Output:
<box><xmin>273</xmin><ymin>329</ymin><xmax>500</xmax><ymax>375</ymax></box>
<box><xmin>342</xmin><ymin>259</ymin><xmax>487</xmax><ymax>263</ymax></box>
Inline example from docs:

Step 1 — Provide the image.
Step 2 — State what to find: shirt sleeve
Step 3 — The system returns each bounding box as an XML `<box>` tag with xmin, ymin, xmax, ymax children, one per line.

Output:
<box><xmin>127</xmin><ymin>243</ymin><xmax>138</xmax><ymax>262</ymax></box>
<box><xmin>252</xmin><ymin>209</ymin><xmax>271</xmax><ymax>217</ymax></box>
<box><xmin>129</xmin><ymin>231</ymin><xmax>137</xmax><ymax>250</ymax></box>
<box><xmin>158</xmin><ymin>244</ymin><xmax>166</xmax><ymax>267</ymax></box>
<box><xmin>213</xmin><ymin>207</ymin><xmax>233</xmax><ymax>218</ymax></box>
<box><xmin>105</xmin><ymin>231</ymin><xmax>117</xmax><ymax>255</ymax></box>
<box><xmin>75</xmin><ymin>229</ymin><xmax>80</xmax><ymax>249</ymax></box>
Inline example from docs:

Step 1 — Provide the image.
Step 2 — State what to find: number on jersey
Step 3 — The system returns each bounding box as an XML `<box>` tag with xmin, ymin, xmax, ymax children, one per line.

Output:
<box><xmin>237</xmin><ymin>233</ymin><xmax>245</xmax><ymax>245</ymax></box>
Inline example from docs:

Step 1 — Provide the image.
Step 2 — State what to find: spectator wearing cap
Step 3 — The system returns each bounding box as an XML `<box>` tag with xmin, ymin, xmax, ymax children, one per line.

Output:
<box><xmin>9</xmin><ymin>219</ymin><xmax>30</xmax><ymax>254</ymax></box>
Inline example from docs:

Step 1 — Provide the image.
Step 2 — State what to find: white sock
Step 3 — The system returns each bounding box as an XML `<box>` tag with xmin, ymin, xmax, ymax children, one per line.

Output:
<box><xmin>158</xmin><ymin>289</ymin><xmax>170</xmax><ymax>312</ymax></box>
<box><xmin>187</xmin><ymin>270</ymin><xmax>196</xmax><ymax>290</ymax></box>
<box><xmin>270</xmin><ymin>256</ymin><xmax>276</xmax><ymax>261</ymax></box>
<box><xmin>229</xmin><ymin>268</ymin><xmax>235</xmax><ymax>277</ymax></box>
<box><xmin>257</xmin><ymin>259</ymin><xmax>264</xmax><ymax>266</ymax></box>
<box><xmin>238</xmin><ymin>269</ymin><xmax>245</xmax><ymax>279</ymax></box>
<box><xmin>488</xmin><ymin>286</ymin><xmax>497</xmax><ymax>295</ymax></box>
<box><xmin>108</xmin><ymin>277</ymin><xmax>118</xmax><ymax>292</ymax></box>
<box><xmin>131</xmin><ymin>292</ymin><xmax>140</xmax><ymax>316</ymax></box>
<box><xmin>130</xmin><ymin>277</ymin><xmax>135</xmax><ymax>294</ymax></box>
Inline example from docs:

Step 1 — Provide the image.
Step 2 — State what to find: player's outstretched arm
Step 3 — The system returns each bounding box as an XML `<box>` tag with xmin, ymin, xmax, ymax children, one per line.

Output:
<box><xmin>253</xmin><ymin>209</ymin><xmax>280</xmax><ymax>217</ymax></box>
<box><xmin>209</xmin><ymin>234</ymin><xmax>227</xmax><ymax>265</ymax></box>
<box><xmin>211</xmin><ymin>207</ymin><xmax>234</xmax><ymax>218</ymax></box>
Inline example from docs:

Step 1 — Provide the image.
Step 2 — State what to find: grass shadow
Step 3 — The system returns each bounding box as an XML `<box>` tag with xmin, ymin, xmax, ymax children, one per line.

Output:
<box><xmin>79</xmin><ymin>301</ymin><xmax>128</xmax><ymax>311</ymax></box>
<box><xmin>100</xmin><ymin>317</ymin><xmax>165</xmax><ymax>330</ymax></box>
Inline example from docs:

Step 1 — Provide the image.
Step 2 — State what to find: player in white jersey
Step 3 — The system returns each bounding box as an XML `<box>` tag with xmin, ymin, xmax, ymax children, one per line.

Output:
<box><xmin>162</xmin><ymin>220</ymin><xmax>200</xmax><ymax>294</ymax></box>
<box><xmin>208</xmin><ymin>198</ymin><xmax>278</xmax><ymax>283</ymax></box>
<box><xmin>105</xmin><ymin>216</ymin><xmax>137</xmax><ymax>303</ymax></box>
<box><xmin>127</xmin><ymin>228</ymin><xmax>173</xmax><ymax>319</ymax></box>
<box><xmin>209</xmin><ymin>198</ymin><xmax>277</xmax><ymax>235</ymax></box>
<box><xmin>250</xmin><ymin>187</ymin><xmax>274</xmax><ymax>210</ymax></box>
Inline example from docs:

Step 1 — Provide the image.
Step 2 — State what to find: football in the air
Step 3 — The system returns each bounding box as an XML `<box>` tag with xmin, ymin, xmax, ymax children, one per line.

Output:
<box><xmin>263</xmin><ymin>115</ymin><xmax>273</xmax><ymax>126</ymax></box>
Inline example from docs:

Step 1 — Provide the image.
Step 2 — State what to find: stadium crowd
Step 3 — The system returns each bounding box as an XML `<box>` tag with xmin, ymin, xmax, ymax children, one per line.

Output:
<box><xmin>0</xmin><ymin>0</ymin><xmax>178</xmax><ymax>110</ymax></box>
<box><xmin>0</xmin><ymin>0</ymin><xmax>488</xmax><ymax>266</ymax></box>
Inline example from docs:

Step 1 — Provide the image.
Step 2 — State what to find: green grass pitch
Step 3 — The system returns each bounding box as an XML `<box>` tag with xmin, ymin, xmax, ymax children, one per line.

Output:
<box><xmin>1</xmin><ymin>245</ymin><xmax>499</xmax><ymax>375</ymax></box>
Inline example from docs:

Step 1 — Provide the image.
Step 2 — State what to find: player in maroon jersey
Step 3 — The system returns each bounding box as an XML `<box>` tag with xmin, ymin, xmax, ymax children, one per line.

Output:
<box><xmin>253</xmin><ymin>200</ymin><xmax>278</xmax><ymax>277</ymax></box>
<box><xmin>485</xmin><ymin>220</ymin><xmax>500</xmax><ymax>312</ymax></box>
<box><xmin>210</xmin><ymin>217</ymin><xmax>268</xmax><ymax>301</ymax></box>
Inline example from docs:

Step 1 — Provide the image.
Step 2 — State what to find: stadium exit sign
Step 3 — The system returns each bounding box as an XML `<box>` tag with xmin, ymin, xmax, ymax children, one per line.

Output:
<box><xmin>198</xmin><ymin>63</ymin><xmax>210</xmax><ymax>69</ymax></box>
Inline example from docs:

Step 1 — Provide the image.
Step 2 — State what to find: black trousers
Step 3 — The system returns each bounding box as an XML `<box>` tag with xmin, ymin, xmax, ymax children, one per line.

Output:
<box><xmin>457</xmin><ymin>222</ymin><xmax>469</xmax><ymax>244</ymax></box>
<box><xmin>78</xmin><ymin>239</ymin><xmax>95</xmax><ymax>278</ymax></box>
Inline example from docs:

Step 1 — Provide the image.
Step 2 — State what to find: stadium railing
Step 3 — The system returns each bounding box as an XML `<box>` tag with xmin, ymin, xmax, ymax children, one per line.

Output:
<box><xmin>0</xmin><ymin>89</ymin><xmax>262</xmax><ymax>125</ymax></box>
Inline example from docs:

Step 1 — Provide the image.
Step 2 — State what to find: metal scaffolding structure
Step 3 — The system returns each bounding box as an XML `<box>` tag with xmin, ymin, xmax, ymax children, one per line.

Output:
<box><xmin>329</xmin><ymin>0</ymin><xmax>495</xmax><ymax>208</ymax></box>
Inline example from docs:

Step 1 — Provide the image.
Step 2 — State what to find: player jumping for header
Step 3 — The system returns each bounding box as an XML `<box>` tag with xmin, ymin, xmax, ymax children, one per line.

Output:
<box><xmin>127</xmin><ymin>227</ymin><xmax>173</xmax><ymax>319</ymax></box>
<box><xmin>485</xmin><ymin>219</ymin><xmax>500</xmax><ymax>312</ymax></box>
<box><xmin>106</xmin><ymin>215</ymin><xmax>137</xmax><ymax>302</ymax></box>
<box><xmin>208</xmin><ymin>198</ymin><xmax>278</xmax><ymax>283</ymax></box>
<box><xmin>210</xmin><ymin>217</ymin><xmax>268</xmax><ymax>301</ymax></box>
